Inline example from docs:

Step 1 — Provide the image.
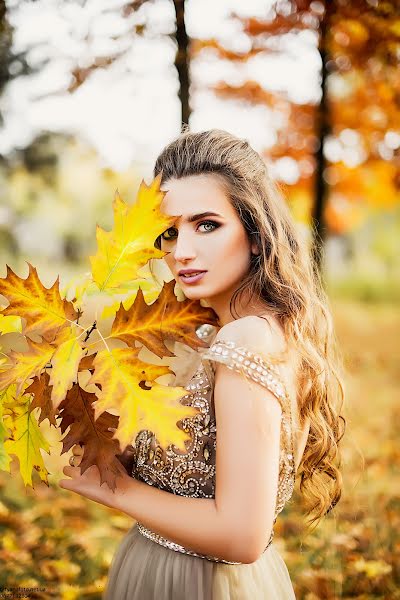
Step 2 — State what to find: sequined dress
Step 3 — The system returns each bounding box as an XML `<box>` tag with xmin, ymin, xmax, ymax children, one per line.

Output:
<box><xmin>103</xmin><ymin>325</ymin><xmax>297</xmax><ymax>599</ymax></box>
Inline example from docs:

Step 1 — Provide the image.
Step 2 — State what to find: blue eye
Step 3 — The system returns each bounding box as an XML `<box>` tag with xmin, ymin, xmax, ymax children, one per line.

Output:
<box><xmin>161</xmin><ymin>220</ymin><xmax>220</xmax><ymax>241</ymax></box>
<box><xmin>198</xmin><ymin>220</ymin><xmax>219</xmax><ymax>233</ymax></box>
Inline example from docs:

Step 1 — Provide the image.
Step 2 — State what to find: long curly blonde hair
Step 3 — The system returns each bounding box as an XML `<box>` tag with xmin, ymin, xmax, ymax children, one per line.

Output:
<box><xmin>153</xmin><ymin>128</ymin><xmax>346</xmax><ymax>527</ymax></box>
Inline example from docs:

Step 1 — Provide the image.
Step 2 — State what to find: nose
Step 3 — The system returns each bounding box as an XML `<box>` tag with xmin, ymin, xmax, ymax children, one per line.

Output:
<box><xmin>172</xmin><ymin>231</ymin><xmax>196</xmax><ymax>263</ymax></box>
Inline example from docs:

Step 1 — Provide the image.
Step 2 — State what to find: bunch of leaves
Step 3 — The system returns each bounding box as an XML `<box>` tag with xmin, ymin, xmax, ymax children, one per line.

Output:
<box><xmin>0</xmin><ymin>176</ymin><xmax>219</xmax><ymax>491</ymax></box>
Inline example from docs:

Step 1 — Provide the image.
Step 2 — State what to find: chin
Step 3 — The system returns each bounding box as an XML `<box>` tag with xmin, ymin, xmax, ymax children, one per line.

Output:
<box><xmin>181</xmin><ymin>288</ymin><xmax>204</xmax><ymax>299</ymax></box>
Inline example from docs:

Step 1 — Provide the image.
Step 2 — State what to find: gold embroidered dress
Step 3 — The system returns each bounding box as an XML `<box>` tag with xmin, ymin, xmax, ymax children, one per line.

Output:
<box><xmin>103</xmin><ymin>327</ymin><xmax>297</xmax><ymax>599</ymax></box>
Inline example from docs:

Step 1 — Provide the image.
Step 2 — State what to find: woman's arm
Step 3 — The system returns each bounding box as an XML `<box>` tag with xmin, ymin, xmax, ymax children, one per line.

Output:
<box><xmin>62</xmin><ymin>317</ymin><xmax>284</xmax><ymax>564</ymax></box>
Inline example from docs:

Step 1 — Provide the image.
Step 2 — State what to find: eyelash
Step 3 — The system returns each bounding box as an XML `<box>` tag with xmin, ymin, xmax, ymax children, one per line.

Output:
<box><xmin>160</xmin><ymin>220</ymin><xmax>220</xmax><ymax>241</ymax></box>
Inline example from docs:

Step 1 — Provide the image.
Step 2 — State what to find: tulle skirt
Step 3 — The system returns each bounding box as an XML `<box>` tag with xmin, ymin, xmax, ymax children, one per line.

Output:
<box><xmin>103</xmin><ymin>523</ymin><xmax>296</xmax><ymax>599</ymax></box>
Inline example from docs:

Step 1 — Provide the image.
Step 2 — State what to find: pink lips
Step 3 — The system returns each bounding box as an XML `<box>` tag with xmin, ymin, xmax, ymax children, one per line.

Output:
<box><xmin>178</xmin><ymin>271</ymin><xmax>207</xmax><ymax>284</ymax></box>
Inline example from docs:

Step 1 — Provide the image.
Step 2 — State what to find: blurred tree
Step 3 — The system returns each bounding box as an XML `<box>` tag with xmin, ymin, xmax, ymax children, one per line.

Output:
<box><xmin>67</xmin><ymin>0</ymin><xmax>191</xmax><ymax>125</ymax></box>
<box><xmin>1</xmin><ymin>134</ymin><xmax>141</xmax><ymax>264</ymax></box>
<box><xmin>173</xmin><ymin>0</ymin><xmax>190</xmax><ymax>125</ymax></box>
<box><xmin>192</xmin><ymin>0</ymin><xmax>400</xmax><ymax>270</ymax></box>
<box><xmin>20</xmin><ymin>133</ymin><xmax>61</xmax><ymax>186</ymax></box>
<box><xmin>0</xmin><ymin>0</ymin><xmax>36</xmax><ymax>126</ymax></box>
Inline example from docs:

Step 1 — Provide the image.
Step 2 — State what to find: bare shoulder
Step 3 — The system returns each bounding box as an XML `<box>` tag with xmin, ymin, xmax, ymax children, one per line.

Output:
<box><xmin>215</xmin><ymin>315</ymin><xmax>287</xmax><ymax>357</ymax></box>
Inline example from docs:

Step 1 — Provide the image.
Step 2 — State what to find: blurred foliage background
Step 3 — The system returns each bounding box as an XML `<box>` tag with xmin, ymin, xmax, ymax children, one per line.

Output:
<box><xmin>0</xmin><ymin>0</ymin><xmax>399</xmax><ymax>598</ymax></box>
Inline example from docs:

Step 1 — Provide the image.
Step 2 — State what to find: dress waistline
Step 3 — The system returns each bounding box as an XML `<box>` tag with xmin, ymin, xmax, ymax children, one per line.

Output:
<box><xmin>136</xmin><ymin>521</ymin><xmax>273</xmax><ymax>564</ymax></box>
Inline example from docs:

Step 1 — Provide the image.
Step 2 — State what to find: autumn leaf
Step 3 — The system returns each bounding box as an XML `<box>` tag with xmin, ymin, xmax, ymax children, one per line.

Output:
<box><xmin>100</xmin><ymin>278</ymin><xmax>163</xmax><ymax>320</ymax></box>
<box><xmin>352</xmin><ymin>557</ymin><xmax>392</xmax><ymax>578</ymax></box>
<box><xmin>40</xmin><ymin>558</ymin><xmax>81</xmax><ymax>582</ymax></box>
<box><xmin>0</xmin><ymin>263</ymin><xmax>78</xmax><ymax>342</ymax></box>
<box><xmin>25</xmin><ymin>372</ymin><xmax>58</xmax><ymax>427</ymax></box>
<box><xmin>0</xmin><ymin>343</ymin><xmax>7</xmax><ymax>368</ymax></box>
<box><xmin>0</xmin><ymin>313</ymin><xmax>22</xmax><ymax>335</ymax></box>
<box><xmin>58</xmin><ymin>384</ymin><xmax>127</xmax><ymax>490</ymax></box>
<box><xmin>0</xmin><ymin>386</ymin><xmax>13</xmax><ymax>472</ymax></box>
<box><xmin>3</xmin><ymin>386</ymin><xmax>50</xmax><ymax>487</ymax></box>
<box><xmin>49</xmin><ymin>331</ymin><xmax>84</xmax><ymax>409</ymax></box>
<box><xmin>89</xmin><ymin>177</ymin><xmax>177</xmax><ymax>293</ymax></box>
<box><xmin>99</xmin><ymin>260</ymin><xmax>171</xmax><ymax>320</ymax></box>
<box><xmin>78</xmin><ymin>353</ymin><xmax>96</xmax><ymax>373</ymax></box>
<box><xmin>88</xmin><ymin>346</ymin><xmax>200</xmax><ymax>451</ymax></box>
<box><xmin>60</xmin><ymin>270</ymin><xmax>93</xmax><ymax>307</ymax></box>
<box><xmin>110</xmin><ymin>280</ymin><xmax>220</xmax><ymax>357</ymax></box>
<box><xmin>0</xmin><ymin>338</ymin><xmax>55</xmax><ymax>396</ymax></box>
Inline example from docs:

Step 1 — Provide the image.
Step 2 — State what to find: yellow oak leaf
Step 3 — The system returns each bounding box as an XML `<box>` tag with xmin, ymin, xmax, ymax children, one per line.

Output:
<box><xmin>0</xmin><ymin>314</ymin><xmax>22</xmax><ymax>334</ymax></box>
<box><xmin>0</xmin><ymin>263</ymin><xmax>78</xmax><ymax>342</ymax></box>
<box><xmin>89</xmin><ymin>177</ymin><xmax>178</xmax><ymax>293</ymax></box>
<box><xmin>0</xmin><ymin>338</ymin><xmax>55</xmax><ymax>396</ymax></box>
<box><xmin>88</xmin><ymin>346</ymin><xmax>200</xmax><ymax>451</ymax></box>
<box><xmin>101</xmin><ymin>279</ymin><xmax>162</xmax><ymax>320</ymax></box>
<box><xmin>0</xmin><ymin>343</ymin><xmax>7</xmax><ymax>368</ymax></box>
<box><xmin>0</xmin><ymin>386</ymin><xmax>13</xmax><ymax>472</ymax></box>
<box><xmin>49</xmin><ymin>334</ymin><xmax>84</xmax><ymax>409</ymax></box>
<box><xmin>3</xmin><ymin>388</ymin><xmax>50</xmax><ymax>487</ymax></box>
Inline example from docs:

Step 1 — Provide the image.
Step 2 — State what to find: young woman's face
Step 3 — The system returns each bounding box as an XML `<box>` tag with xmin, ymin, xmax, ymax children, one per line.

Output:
<box><xmin>159</xmin><ymin>174</ymin><xmax>258</xmax><ymax>304</ymax></box>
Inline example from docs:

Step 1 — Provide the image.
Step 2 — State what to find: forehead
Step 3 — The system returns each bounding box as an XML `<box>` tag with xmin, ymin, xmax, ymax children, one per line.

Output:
<box><xmin>160</xmin><ymin>174</ymin><xmax>236</xmax><ymax>219</ymax></box>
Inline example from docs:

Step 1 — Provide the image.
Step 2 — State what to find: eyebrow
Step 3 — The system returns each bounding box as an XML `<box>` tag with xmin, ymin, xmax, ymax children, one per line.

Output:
<box><xmin>173</xmin><ymin>211</ymin><xmax>223</xmax><ymax>224</ymax></box>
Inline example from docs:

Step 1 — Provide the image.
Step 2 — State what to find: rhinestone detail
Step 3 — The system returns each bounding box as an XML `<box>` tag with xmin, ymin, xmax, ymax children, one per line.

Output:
<box><xmin>136</xmin><ymin>521</ymin><xmax>273</xmax><ymax>564</ymax></box>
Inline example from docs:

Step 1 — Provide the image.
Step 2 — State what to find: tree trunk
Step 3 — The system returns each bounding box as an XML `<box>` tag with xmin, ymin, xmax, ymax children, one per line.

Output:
<box><xmin>312</xmin><ymin>12</ymin><xmax>329</xmax><ymax>274</ymax></box>
<box><xmin>173</xmin><ymin>0</ymin><xmax>190</xmax><ymax>126</ymax></box>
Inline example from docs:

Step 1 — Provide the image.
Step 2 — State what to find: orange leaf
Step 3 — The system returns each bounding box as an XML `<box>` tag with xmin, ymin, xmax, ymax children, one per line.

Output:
<box><xmin>0</xmin><ymin>339</ymin><xmax>55</xmax><ymax>396</ymax></box>
<box><xmin>110</xmin><ymin>279</ymin><xmax>220</xmax><ymax>358</ymax></box>
<box><xmin>0</xmin><ymin>263</ymin><xmax>78</xmax><ymax>342</ymax></box>
<box><xmin>78</xmin><ymin>353</ymin><xmax>96</xmax><ymax>372</ymax></box>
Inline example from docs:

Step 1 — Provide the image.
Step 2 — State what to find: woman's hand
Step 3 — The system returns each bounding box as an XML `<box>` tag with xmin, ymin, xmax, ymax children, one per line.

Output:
<box><xmin>59</xmin><ymin>443</ymin><xmax>132</xmax><ymax>511</ymax></box>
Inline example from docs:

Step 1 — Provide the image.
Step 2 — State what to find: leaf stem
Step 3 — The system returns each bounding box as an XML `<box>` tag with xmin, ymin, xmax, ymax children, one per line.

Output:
<box><xmin>82</xmin><ymin>321</ymin><xmax>97</xmax><ymax>343</ymax></box>
<box><xmin>96</xmin><ymin>327</ymin><xmax>111</xmax><ymax>353</ymax></box>
<box><xmin>84</xmin><ymin>334</ymin><xmax>112</xmax><ymax>349</ymax></box>
<box><xmin>64</xmin><ymin>316</ymin><xmax>86</xmax><ymax>331</ymax></box>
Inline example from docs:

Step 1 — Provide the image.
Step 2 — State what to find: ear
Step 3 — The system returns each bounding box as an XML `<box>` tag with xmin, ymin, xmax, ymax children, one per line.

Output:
<box><xmin>251</xmin><ymin>242</ymin><xmax>260</xmax><ymax>256</ymax></box>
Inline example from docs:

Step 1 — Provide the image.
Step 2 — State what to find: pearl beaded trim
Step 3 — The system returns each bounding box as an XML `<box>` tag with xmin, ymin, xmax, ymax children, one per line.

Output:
<box><xmin>201</xmin><ymin>338</ymin><xmax>296</xmax><ymax>517</ymax></box>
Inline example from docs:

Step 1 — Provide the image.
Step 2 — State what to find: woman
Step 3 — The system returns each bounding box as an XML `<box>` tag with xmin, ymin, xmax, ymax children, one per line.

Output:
<box><xmin>61</xmin><ymin>129</ymin><xmax>345</xmax><ymax>599</ymax></box>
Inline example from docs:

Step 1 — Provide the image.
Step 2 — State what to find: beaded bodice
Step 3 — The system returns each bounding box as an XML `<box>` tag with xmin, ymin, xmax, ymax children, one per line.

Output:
<box><xmin>130</xmin><ymin>332</ymin><xmax>296</xmax><ymax>563</ymax></box>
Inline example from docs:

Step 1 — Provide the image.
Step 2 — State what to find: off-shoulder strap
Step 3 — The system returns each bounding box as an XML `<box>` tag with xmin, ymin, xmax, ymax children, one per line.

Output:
<box><xmin>201</xmin><ymin>338</ymin><xmax>288</xmax><ymax>410</ymax></box>
<box><xmin>200</xmin><ymin>337</ymin><xmax>296</xmax><ymax>494</ymax></box>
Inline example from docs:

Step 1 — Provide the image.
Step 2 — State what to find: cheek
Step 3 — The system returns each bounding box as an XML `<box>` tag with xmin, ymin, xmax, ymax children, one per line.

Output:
<box><xmin>218</xmin><ymin>228</ymin><xmax>250</xmax><ymax>261</ymax></box>
<box><xmin>211</xmin><ymin>229</ymin><xmax>251</xmax><ymax>276</ymax></box>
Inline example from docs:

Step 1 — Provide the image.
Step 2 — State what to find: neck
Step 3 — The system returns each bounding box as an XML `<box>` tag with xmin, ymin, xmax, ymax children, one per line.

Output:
<box><xmin>204</xmin><ymin>287</ymin><xmax>271</xmax><ymax>327</ymax></box>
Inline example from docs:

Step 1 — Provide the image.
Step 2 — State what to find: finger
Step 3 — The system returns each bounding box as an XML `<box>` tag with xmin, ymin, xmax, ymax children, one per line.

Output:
<box><xmin>72</xmin><ymin>455</ymin><xmax>83</xmax><ymax>466</ymax></box>
<box><xmin>63</xmin><ymin>465</ymin><xmax>79</xmax><ymax>477</ymax></box>
<box><xmin>72</xmin><ymin>445</ymin><xmax>84</xmax><ymax>456</ymax></box>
